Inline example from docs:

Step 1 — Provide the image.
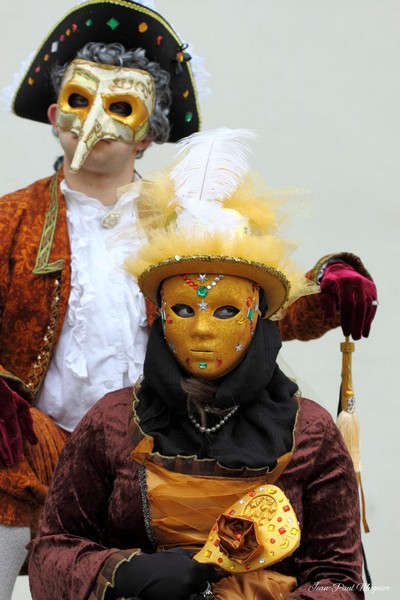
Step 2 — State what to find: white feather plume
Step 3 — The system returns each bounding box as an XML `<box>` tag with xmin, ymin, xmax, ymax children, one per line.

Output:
<box><xmin>174</xmin><ymin>197</ymin><xmax>246</xmax><ymax>236</ymax></box>
<box><xmin>1</xmin><ymin>51</ymin><xmax>35</xmax><ymax>113</ymax></box>
<box><xmin>170</xmin><ymin>128</ymin><xmax>257</xmax><ymax>211</ymax></box>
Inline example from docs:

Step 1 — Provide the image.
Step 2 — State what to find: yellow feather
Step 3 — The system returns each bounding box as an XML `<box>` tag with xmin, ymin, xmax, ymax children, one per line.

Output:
<box><xmin>121</xmin><ymin>128</ymin><xmax>320</xmax><ymax>313</ymax></box>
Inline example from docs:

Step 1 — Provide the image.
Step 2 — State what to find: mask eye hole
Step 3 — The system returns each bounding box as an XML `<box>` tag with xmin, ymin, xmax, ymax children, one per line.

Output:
<box><xmin>109</xmin><ymin>101</ymin><xmax>132</xmax><ymax>116</ymax></box>
<box><xmin>68</xmin><ymin>93</ymin><xmax>89</xmax><ymax>108</ymax></box>
<box><xmin>171</xmin><ymin>304</ymin><xmax>195</xmax><ymax>318</ymax></box>
<box><xmin>213</xmin><ymin>306</ymin><xmax>240</xmax><ymax>320</ymax></box>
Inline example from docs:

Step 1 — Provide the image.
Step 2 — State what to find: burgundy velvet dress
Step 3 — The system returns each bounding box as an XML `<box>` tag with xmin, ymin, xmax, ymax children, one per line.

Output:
<box><xmin>28</xmin><ymin>389</ymin><xmax>364</xmax><ymax>599</ymax></box>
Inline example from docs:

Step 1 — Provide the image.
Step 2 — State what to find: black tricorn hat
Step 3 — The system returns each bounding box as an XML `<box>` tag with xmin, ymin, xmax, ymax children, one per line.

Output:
<box><xmin>11</xmin><ymin>0</ymin><xmax>201</xmax><ymax>142</ymax></box>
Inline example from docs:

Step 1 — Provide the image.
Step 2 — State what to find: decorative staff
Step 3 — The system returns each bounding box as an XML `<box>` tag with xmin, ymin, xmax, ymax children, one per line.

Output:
<box><xmin>337</xmin><ymin>337</ymin><xmax>369</xmax><ymax>533</ymax></box>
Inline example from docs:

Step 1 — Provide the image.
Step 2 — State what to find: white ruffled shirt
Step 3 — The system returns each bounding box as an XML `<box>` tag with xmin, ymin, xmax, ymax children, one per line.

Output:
<box><xmin>36</xmin><ymin>179</ymin><xmax>148</xmax><ymax>432</ymax></box>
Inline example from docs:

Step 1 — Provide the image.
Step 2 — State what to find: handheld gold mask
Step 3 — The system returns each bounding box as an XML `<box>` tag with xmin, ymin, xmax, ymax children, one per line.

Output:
<box><xmin>161</xmin><ymin>274</ymin><xmax>260</xmax><ymax>380</ymax></box>
<box><xmin>56</xmin><ymin>59</ymin><xmax>155</xmax><ymax>172</ymax></box>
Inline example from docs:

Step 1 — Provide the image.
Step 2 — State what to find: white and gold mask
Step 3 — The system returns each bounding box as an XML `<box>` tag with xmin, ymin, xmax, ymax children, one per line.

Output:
<box><xmin>161</xmin><ymin>274</ymin><xmax>260</xmax><ymax>380</ymax></box>
<box><xmin>57</xmin><ymin>59</ymin><xmax>155</xmax><ymax>172</ymax></box>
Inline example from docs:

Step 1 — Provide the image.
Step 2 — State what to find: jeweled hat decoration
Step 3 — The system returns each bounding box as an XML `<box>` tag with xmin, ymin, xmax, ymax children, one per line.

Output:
<box><xmin>4</xmin><ymin>0</ymin><xmax>207</xmax><ymax>142</ymax></box>
<box><xmin>124</xmin><ymin>127</ymin><xmax>320</xmax><ymax>318</ymax></box>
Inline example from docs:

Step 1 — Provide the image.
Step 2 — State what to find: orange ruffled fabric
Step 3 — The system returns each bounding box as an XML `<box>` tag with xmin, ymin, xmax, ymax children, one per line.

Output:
<box><xmin>131</xmin><ymin>437</ymin><xmax>297</xmax><ymax>599</ymax></box>
<box><xmin>0</xmin><ymin>407</ymin><xmax>69</xmax><ymax>529</ymax></box>
<box><xmin>213</xmin><ymin>569</ymin><xmax>297</xmax><ymax>599</ymax></box>
<box><xmin>132</xmin><ymin>434</ymin><xmax>293</xmax><ymax>551</ymax></box>
<box><xmin>144</xmin><ymin>459</ymin><xmax>270</xmax><ymax>550</ymax></box>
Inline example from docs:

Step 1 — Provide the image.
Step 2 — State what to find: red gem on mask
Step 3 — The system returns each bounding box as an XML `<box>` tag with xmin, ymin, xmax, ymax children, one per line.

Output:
<box><xmin>182</xmin><ymin>275</ymin><xmax>199</xmax><ymax>290</ymax></box>
<box><xmin>217</xmin><ymin>358</ymin><xmax>223</xmax><ymax>368</ymax></box>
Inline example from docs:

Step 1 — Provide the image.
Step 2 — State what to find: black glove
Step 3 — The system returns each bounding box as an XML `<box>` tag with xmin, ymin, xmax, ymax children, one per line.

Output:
<box><xmin>112</xmin><ymin>548</ymin><xmax>219</xmax><ymax>600</ymax></box>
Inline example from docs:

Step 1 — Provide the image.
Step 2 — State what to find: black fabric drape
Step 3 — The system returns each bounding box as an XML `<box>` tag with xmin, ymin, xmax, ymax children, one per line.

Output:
<box><xmin>136</xmin><ymin>318</ymin><xmax>298</xmax><ymax>470</ymax></box>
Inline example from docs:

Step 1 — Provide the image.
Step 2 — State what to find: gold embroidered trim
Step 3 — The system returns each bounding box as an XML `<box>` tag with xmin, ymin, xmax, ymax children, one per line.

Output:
<box><xmin>27</xmin><ymin>277</ymin><xmax>61</xmax><ymax>396</ymax></box>
<box><xmin>310</xmin><ymin>253</ymin><xmax>338</xmax><ymax>283</ymax></box>
<box><xmin>90</xmin><ymin>549</ymin><xmax>141</xmax><ymax>600</ymax></box>
<box><xmin>32</xmin><ymin>171</ymin><xmax>64</xmax><ymax>275</ymax></box>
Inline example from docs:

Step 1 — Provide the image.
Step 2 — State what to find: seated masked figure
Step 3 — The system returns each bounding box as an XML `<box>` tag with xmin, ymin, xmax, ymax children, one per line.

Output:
<box><xmin>28</xmin><ymin>129</ymin><xmax>364</xmax><ymax>600</ymax></box>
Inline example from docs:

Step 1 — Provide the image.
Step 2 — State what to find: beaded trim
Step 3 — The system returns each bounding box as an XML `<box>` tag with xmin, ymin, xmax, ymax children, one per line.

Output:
<box><xmin>138</xmin><ymin>255</ymin><xmax>291</xmax><ymax>319</ymax></box>
<box><xmin>182</xmin><ymin>274</ymin><xmax>224</xmax><ymax>298</ymax></box>
<box><xmin>189</xmin><ymin>405</ymin><xmax>239</xmax><ymax>434</ymax></box>
<box><xmin>25</xmin><ymin>172</ymin><xmax>65</xmax><ymax>395</ymax></box>
<box><xmin>138</xmin><ymin>464</ymin><xmax>158</xmax><ymax>549</ymax></box>
<box><xmin>27</xmin><ymin>277</ymin><xmax>61</xmax><ymax>396</ymax></box>
<box><xmin>28</xmin><ymin>171</ymin><xmax>65</xmax><ymax>395</ymax></box>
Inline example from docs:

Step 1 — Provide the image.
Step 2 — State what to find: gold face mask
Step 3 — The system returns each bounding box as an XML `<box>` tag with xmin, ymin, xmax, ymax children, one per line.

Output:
<box><xmin>161</xmin><ymin>274</ymin><xmax>260</xmax><ymax>380</ymax></box>
<box><xmin>57</xmin><ymin>59</ymin><xmax>155</xmax><ymax>172</ymax></box>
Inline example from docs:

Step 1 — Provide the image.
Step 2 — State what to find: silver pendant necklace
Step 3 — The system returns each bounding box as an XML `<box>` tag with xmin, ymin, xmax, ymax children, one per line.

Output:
<box><xmin>188</xmin><ymin>405</ymin><xmax>239</xmax><ymax>434</ymax></box>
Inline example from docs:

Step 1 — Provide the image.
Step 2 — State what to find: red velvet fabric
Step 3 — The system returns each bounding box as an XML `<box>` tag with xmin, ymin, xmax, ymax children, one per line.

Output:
<box><xmin>0</xmin><ymin>379</ymin><xmax>38</xmax><ymax>467</ymax></box>
<box><xmin>28</xmin><ymin>390</ymin><xmax>364</xmax><ymax>599</ymax></box>
<box><xmin>319</xmin><ymin>263</ymin><xmax>377</xmax><ymax>339</ymax></box>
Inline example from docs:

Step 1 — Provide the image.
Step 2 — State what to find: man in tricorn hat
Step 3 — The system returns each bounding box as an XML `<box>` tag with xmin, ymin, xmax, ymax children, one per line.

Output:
<box><xmin>0</xmin><ymin>2</ymin><xmax>206</xmax><ymax>596</ymax></box>
<box><xmin>0</xmin><ymin>1</ymin><xmax>377</xmax><ymax>597</ymax></box>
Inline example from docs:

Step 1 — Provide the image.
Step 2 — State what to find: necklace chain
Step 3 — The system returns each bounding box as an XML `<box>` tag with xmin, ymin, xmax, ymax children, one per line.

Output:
<box><xmin>189</xmin><ymin>405</ymin><xmax>239</xmax><ymax>434</ymax></box>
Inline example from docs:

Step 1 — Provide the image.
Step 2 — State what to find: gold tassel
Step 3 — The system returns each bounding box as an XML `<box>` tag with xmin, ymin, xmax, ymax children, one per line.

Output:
<box><xmin>337</xmin><ymin>337</ymin><xmax>369</xmax><ymax>533</ymax></box>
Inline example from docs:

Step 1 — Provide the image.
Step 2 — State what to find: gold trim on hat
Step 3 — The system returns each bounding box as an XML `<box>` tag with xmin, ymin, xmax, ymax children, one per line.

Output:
<box><xmin>138</xmin><ymin>255</ymin><xmax>291</xmax><ymax>319</ymax></box>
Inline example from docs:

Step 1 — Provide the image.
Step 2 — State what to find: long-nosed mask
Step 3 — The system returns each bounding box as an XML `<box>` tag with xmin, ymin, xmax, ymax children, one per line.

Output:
<box><xmin>56</xmin><ymin>58</ymin><xmax>155</xmax><ymax>172</ymax></box>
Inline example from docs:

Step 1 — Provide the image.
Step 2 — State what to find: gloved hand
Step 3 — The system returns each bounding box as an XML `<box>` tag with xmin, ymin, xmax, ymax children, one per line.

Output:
<box><xmin>0</xmin><ymin>378</ymin><xmax>38</xmax><ymax>467</ymax></box>
<box><xmin>112</xmin><ymin>548</ymin><xmax>220</xmax><ymax>600</ymax></box>
<box><xmin>319</xmin><ymin>262</ymin><xmax>378</xmax><ymax>339</ymax></box>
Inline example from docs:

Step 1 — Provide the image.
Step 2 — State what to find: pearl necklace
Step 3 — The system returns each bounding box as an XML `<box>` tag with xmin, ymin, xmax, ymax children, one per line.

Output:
<box><xmin>189</xmin><ymin>405</ymin><xmax>239</xmax><ymax>434</ymax></box>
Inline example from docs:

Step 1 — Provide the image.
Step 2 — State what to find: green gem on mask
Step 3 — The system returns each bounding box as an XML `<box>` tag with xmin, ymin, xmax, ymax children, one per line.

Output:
<box><xmin>197</xmin><ymin>286</ymin><xmax>208</xmax><ymax>298</ymax></box>
<box><xmin>198</xmin><ymin>362</ymin><xmax>208</xmax><ymax>369</ymax></box>
<box><xmin>247</xmin><ymin>307</ymin><xmax>255</xmax><ymax>320</ymax></box>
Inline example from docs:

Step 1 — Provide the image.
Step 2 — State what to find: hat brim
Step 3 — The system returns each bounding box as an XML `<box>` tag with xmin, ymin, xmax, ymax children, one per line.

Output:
<box><xmin>12</xmin><ymin>0</ymin><xmax>200</xmax><ymax>142</ymax></box>
<box><xmin>138</xmin><ymin>255</ymin><xmax>291</xmax><ymax>318</ymax></box>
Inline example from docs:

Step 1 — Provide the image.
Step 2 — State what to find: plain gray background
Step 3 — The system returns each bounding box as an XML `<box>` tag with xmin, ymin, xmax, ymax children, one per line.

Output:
<box><xmin>0</xmin><ymin>1</ymin><xmax>398</xmax><ymax>597</ymax></box>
